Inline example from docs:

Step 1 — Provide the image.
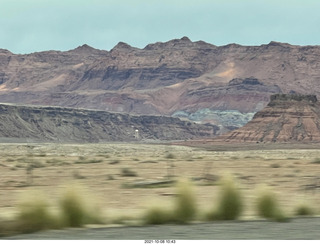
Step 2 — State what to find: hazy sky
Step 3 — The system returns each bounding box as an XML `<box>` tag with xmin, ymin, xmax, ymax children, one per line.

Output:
<box><xmin>1</xmin><ymin>0</ymin><xmax>320</xmax><ymax>54</ymax></box>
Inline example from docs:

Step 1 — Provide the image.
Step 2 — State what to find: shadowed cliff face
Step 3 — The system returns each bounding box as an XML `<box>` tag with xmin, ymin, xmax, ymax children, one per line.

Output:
<box><xmin>0</xmin><ymin>104</ymin><xmax>218</xmax><ymax>143</ymax></box>
<box><xmin>220</xmin><ymin>94</ymin><xmax>320</xmax><ymax>143</ymax></box>
<box><xmin>1</xmin><ymin>38</ymin><xmax>320</xmax><ymax>127</ymax></box>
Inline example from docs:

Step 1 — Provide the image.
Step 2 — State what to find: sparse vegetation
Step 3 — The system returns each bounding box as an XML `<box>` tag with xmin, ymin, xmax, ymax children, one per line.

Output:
<box><xmin>311</xmin><ymin>158</ymin><xmax>320</xmax><ymax>164</ymax></box>
<box><xmin>73</xmin><ymin>170</ymin><xmax>86</xmax><ymax>179</ymax></box>
<box><xmin>207</xmin><ymin>174</ymin><xmax>243</xmax><ymax>221</ymax></box>
<box><xmin>294</xmin><ymin>203</ymin><xmax>315</xmax><ymax>216</ymax></box>
<box><xmin>173</xmin><ymin>179</ymin><xmax>197</xmax><ymax>223</ymax></box>
<box><xmin>74</xmin><ymin>158</ymin><xmax>103</xmax><ymax>164</ymax></box>
<box><xmin>59</xmin><ymin>185</ymin><xmax>91</xmax><ymax>227</ymax></box>
<box><xmin>140</xmin><ymin>160</ymin><xmax>158</xmax><ymax>164</ymax></box>
<box><xmin>0</xmin><ymin>184</ymin><xmax>104</xmax><ymax>236</ymax></box>
<box><xmin>121</xmin><ymin>167</ymin><xmax>137</xmax><ymax>177</ymax></box>
<box><xmin>109</xmin><ymin>160</ymin><xmax>120</xmax><ymax>165</ymax></box>
<box><xmin>3</xmin><ymin>143</ymin><xmax>320</xmax><ymax>236</ymax></box>
<box><xmin>270</xmin><ymin>163</ymin><xmax>281</xmax><ymax>168</ymax></box>
<box><xmin>16</xmin><ymin>191</ymin><xmax>58</xmax><ymax>233</ymax></box>
<box><xmin>256</xmin><ymin>186</ymin><xmax>287</xmax><ymax>222</ymax></box>
<box><xmin>125</xmin><ymin>179</ymin><xmax>175</xmax><ymax>189</ymax></box>
<box><xmin>143</xmin><ymin>179</ymin><xmax>197</xmax><ymax>225</ymax></box>
<box><xmin>106</xmin><ymin>174</ymin><xmax>115</xmax><ymax>180</ymax></box>
<box><xmin>143</xmin><ymin>203</ymin><xmax>173</xmax><ymax>225</ymax></box>
<box><xmin>165</xmin><ymin>153</ymin><xmax>175</xmax><ymax>159</ymax></box>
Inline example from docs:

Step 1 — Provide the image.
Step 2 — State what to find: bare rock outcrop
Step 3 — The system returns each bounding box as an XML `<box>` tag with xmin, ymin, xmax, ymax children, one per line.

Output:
<box><xmin>2</xmin><ymin>38</ymin><xmax>320</xmax><ymax>128</ymax></box>
<box><xmin>221</xmin><ymin>94</ymin><xmax>320</xmax><ymax>143</ymax></box>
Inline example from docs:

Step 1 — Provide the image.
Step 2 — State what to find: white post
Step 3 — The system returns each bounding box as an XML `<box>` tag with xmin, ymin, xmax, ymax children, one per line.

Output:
<box><xmin>134</xmin><ymin>129</ymin><xmax>139</xmax><ymax>139</ymax></box>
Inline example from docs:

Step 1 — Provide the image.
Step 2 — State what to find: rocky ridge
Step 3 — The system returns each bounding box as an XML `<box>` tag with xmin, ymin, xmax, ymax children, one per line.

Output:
<box><xmin>0</xmin><ymin>103</ymin><xmax>218</xmax><ymax>143</ymax></box>
<box><xmin>1</xmin><ymin>38</ymin><xmax>320</xmax><ymax>129</ymax></box>
<box><xmin>221</xmin><ymin>94</ymin><xmax>320</xmax><ymax>143</ymax></box>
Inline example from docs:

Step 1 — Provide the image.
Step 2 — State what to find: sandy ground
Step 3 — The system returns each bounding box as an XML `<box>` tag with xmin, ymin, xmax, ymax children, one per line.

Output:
<box><xmin>0</xmin><ymin>142</ymin><xmax>320</xmax><ymax>239</ymax></box>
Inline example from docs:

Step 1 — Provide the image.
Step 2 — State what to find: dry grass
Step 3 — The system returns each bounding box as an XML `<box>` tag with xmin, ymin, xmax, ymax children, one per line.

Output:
<box><xmin>16</xmin><ymin>190</ymin><xmax>58</xmax><ymax>233</ymax></box>
<box><xmin>143</xmin><ymin>178</ymin><xmax>197</xmax><ymax>225</ymax></box>
<box><xmin>143</xmin><ymin>201</ymin><xmax>173</xmax><ymax>225</ymax></box>
<box><xmin>0</xmin><ymin>143</ymin><xmax>320</xmax><ymax>233</ymax></box>
<box><xmin>173</xmin><ymin>179</ymin><xmax>197</xmax><ymax>223</ymax></box>
<box><xmin>255</xmin><ymin>185</ymin><xmax>288</xmax><ymax>222</ymax></box>
<box><xmin>206</xmin><ymin>174</ymin><xmax>243</xmax><ymax>221</ymax></box>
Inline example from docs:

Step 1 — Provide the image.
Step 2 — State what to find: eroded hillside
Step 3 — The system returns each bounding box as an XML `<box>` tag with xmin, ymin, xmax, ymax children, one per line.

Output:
<box><xmin>1</xmin><ymin>38</ymin><xmax>320</xmax><ymax>128</ymax></box>
<box><xmin>0</xmin><ymin>103</ymin><xmax>218</xmax><ymax>143</ymax></box>
<box><xmin>221</xmin><ymin>94</ymin><xmax>320</xmax><ymax>143</ymax></box>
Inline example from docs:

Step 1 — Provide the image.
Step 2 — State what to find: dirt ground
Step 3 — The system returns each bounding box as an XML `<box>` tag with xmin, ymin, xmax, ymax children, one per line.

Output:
<box><xmin>1</xmin><ymin>142</ymin><xmax>320</xmax><ymax>223</ymax></box>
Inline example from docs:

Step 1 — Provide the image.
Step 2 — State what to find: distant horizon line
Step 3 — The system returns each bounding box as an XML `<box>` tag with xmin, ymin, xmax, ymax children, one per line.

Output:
<box><xmin>1</xmin><ymin>37</ymin><xmax>320</xmax><ymax>55</ymax></box>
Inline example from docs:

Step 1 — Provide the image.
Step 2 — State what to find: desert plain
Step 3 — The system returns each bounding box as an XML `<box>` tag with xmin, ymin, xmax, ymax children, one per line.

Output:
<box><xmin>1</xmin><ymin>142</ymin><xmax>320</xmax><ymax>225</ymax></box>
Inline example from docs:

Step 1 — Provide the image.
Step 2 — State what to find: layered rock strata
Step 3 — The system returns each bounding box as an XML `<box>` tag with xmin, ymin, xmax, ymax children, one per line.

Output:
<box><xmin>0</xmin><ymin>103</ymin><xmax>218</xmax><ymax>143</ymax></box>
<box><xmin>2</xmin><ymin>38</ymin><xmax>320</xmax><ymax>128</ymax></box>
<box><xmin>222</xmin><ymin>94</ymin><xmax>320</xmax><ymax>142</ymax></box>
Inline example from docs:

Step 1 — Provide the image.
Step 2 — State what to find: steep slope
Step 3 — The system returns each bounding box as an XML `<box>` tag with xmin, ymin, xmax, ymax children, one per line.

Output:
<box><xmin>1</xmin><ymin>38</ymin><xmax>320</xmax><ymax>128</ymax></box>
<box><xmin>221</xmin><ymin>94</ymin><xmax>320</xmax><ymax>143</ymax></box>
<box><xmin>0</xmin><ymin>103</ymin><xmax>218</xmax><ymax>143</ymax></box>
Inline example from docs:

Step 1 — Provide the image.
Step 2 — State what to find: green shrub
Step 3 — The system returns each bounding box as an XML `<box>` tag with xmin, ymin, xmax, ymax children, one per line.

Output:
<box><xmin>210</xmin><ymin>174</ymin><xmax>243</xmax><ymax>221</ymax></box>
<box><xmin>59</xmin><ymin>185</ymin><xmax>103</xmax><ymax>227</ymax></box>
<box><xmin>173</xmin><ymin>179</ymin><xmax>197</xmax><ymax>223</ymax></box>
<box><xmin>121</xmin><ymin>168</ymin><xmax>137</xmax><ymax>177</ymax></box>
<box><xmin>143</xmin><ymin>205</ymin><xmax>173</xmax><ymax>225</ymax></box>
<box><xmin>59</xmin><ymin>186</ymin><xmax>87</xmax><ymax>227</ymax></box>
<box><xmin>165</xmin><ymin>153</ymin><xmax>175</xmax><ymax>159</ymax></box>
<box><xmin>294</xmin><ymin>203</ymin><xmax>314</xmax><ymax>216</ymax></box>
<box><xmin>270</xmin><ymin>163</ymin><xmax>281</xmax><ymax>168</ymax></box>
<box><xmin>16</xmin><ymin>191</ymin><xmax>57</xmax><ymax>233</ymax></box>
<box><xmin>143</xmin><ymin>179</ymin><xmax>197</xmax><ymax>225</ymax></box>
<box><xmin>256</xmin><ymin>188</ymin><xmax>277</xmax><ymax>219</ymax></box>
<box><xmin>256</xmin><ymin>186</ymin><xmax>288</xmax><ymax>222</ymax></box>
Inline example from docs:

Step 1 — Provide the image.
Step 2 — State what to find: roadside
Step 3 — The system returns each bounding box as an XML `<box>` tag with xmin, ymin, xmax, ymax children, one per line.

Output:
<box><xmin>4</xmin><ymin>217</ymin><xmax>320</xmax><ymax>240</ymax></box>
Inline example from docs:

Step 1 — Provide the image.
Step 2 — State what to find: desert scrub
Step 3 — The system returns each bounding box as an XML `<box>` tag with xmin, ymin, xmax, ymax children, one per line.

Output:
<box><xmin>294</xmin><ymin>203</ymin><xmax>315</xmax><ymax>216</ymax></box>
<box><xmin>124</xmin><ymin>179</ymin><xmax>175</xmax><ymax>189</ymax></box>
<box><xmin>121</xmin><ymin>168</ymin><xmax>137</xmax><ymax>177</ymax></box>
<box><xmin>311</xmin><ymin>158</ymin><xmax>320</xmax><ymax>164</ymax></box>
<box><xmin>165</xmin><ymin>153</ymin><xmax>175</xmax><ymax>159</ymax></box>
<box><xmin>16</xmin><ymin>191</ymin><xmax>58</xmax><ymax>233</ymax></box>
<box><xmin>109</xmin><ymin>159</ymin><xmax>120</xmax><ymax>165</ymax></box>
<box><xmin>143</xmin><ymin>203</ymin><xmax>173</xmax><ymax>225</ymax></box>
<box><xmin>140</xmin><ymin>160</ymin><xmax>159</xmax><ymax>164</ymax></box>
<box><xmin>46</xmin><ymin>158</ymin><xmax>67</xmax><ymax>166</ymax></box>
<box><xmin>173</xmin><ymin>179</ymin><xmax>197</xmax><ymax>223</ymax></box>
<box><xmin>256</xmin><ymin>186</ymin><xmax>287</xmax><ymax>222</ymax></box>
<box><xmin>74</xmin><ymin>158</ymin><xmax>103</xmax><ymax>164</ymax></box>
<box><xmin>270</xmin><ymin>163</ymin><xmax>281</xmax><ymax>168</ymax></box>
<box><xmin>206</xmin><ymin>174</ymin><xmax>243</xmax><ymax>221</ymax></box>
<box><xmin>143</xmin><ymin>179</ymin><xmax>197</xmax><ymax>225</ymax></box>
<box><xmin>59</xmin><ymin>185</ymin><xmax>103</xmax><ymax>227</ymax></box>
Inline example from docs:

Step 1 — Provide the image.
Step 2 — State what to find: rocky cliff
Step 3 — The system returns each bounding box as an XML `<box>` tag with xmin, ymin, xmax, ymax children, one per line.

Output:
<box><xmin>221</xmin><ymin>94</ymin><xmax>320</xmax><ymax>143</ymax></box>
<box><xmin>0</xmin><ymin>103</ymin><xmax>218</xmax><ymax>143</ymax></box>
<box><xmin>1</xmin><ymin>38</ymin><xmax>320</xmax><ymax>128</ymax></box>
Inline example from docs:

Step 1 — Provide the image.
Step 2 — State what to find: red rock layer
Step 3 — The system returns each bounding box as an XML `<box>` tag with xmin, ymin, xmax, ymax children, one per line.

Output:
<box><xmin>221</xmin><ymin>94</ymin><xmax>320</xmax><ymax>142</ymax></box>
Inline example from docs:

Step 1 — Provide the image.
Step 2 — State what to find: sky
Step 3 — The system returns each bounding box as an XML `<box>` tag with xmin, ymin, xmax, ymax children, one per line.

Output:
<box><xmin>1</xmin><ymin>0</ymin><xmax>320</xmax><ymax>54</ymax></box>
